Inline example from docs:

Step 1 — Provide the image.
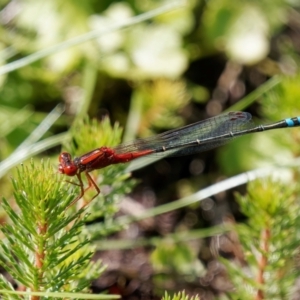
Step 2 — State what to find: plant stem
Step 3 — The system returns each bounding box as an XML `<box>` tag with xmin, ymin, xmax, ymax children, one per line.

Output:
<box><xmin>255</xmin><ymin>227</ymin><xmax>271</xmax><ymax>300</ymax></box>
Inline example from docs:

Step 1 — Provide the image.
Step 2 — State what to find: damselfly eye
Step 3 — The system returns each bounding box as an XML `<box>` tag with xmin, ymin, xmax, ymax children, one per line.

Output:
<box><xmin>63</xmin><ymin>165</ymin><xmax>77</xmax><ymax>176</ymax></box>
<box><xmin>58</xmin><ymin>163</ymin><xmax>77</xmax><ymax>176</ymax></box>
<box><xmin>59</xmin><ymin>152</ymin><xmax>72</xmax><ymax>163</ymax></box>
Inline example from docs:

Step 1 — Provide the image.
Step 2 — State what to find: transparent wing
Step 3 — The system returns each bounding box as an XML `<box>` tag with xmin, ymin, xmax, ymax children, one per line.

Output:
<box><xmin>114</xmin><ymin>112</ymin><xmax>253</xmax><ymax>156</ymax></box>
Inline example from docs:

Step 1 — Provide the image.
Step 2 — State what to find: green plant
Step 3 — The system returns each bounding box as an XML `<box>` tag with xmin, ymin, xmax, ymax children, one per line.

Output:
<box><xmin>222</xmin><ymin>178</ymin><xmax>300</xmax><ymax>299</ymax></box>
<box><xmin>0</xmin><ymin>160</ymin><xmax>108</xmax><ymax>299</ymax></box>
<box><xmin>0</xmin><ymin>113</ymin><xmax>142</xmax><ymax>298</ymax></box>
<box><xmin>162</xmin><ymin>290</ymin><xmax>200</xmax><ymax>300</ymax></box>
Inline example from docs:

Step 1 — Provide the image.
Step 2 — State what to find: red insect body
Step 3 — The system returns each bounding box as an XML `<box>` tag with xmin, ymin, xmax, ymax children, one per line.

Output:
<box><xmin>58</xmin><ymin>147</ymin><xmax>154</xmax><ymax>206</ymax></box>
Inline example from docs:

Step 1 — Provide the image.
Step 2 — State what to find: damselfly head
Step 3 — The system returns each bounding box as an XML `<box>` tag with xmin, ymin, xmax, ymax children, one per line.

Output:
<box><xmin>58</xmin><ymin>152</ymin><xmax>78</xmax><ymax>176</ymax></box>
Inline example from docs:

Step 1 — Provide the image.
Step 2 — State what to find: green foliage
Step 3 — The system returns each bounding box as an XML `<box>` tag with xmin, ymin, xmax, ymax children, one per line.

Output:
<box><xmin>151</xmin><ymin>240</ymin><xmax>205</xmax><ymax>277</ymax></box>
<box><xmin>162</xmin><ymin>290</ymin><xmax>200</xmax><ymax>300</ymax></box>
<box><xmin>151</xmin><ymin>240</ymin><xmax>205</xmax><ymax>295</ymax></box>
<box><xmin>261</xmin><ymin>75</ymin><xmax>300</xmax><ymax>122</ymax></box>
<box><xmin>0</xmin><ymin>160</ymin><xmax>106</xmax><ymax>299</ymax></box>
<box><xmin>223</xmin><ymin>179</ymin><xmax>300</xmax><ymax>299</ymax></box>
<box><xmin>128</xmin><ymin>79</ymin><xmax>191</xmax><ymax>138</ymax></box>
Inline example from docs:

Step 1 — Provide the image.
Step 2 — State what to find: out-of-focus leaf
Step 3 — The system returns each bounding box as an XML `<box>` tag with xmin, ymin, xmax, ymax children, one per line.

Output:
<box><xmin>127</xmin><ymin>24</ymin><xmax>188</xmax><ymax>78</ymax></box>
<box><xmin>202</xmin><ymin>0</ymin><xmax>289</xmax><ymax>64</ymax></box>
<box><xmin>89</xmin><ymin>3</ymin><xmax>133</xmax><ymax>53</ymax></box>
<box><xmin>225</xmin><ymin>7</ymin><xmax>269</xmax><ymax>64</ymax></box>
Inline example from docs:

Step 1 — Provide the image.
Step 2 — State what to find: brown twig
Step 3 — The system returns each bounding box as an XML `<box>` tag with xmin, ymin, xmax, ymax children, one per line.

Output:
<box><xmin>255</xmin><ymin>227</ymin><xmax>271</xmax><ymax>300</ymax></box>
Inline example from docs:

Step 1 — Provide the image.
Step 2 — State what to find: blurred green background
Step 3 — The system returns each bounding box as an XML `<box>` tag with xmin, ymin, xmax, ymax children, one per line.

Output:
<box><xmin>1</xmin><ymin>0</ymin><xmax>300</xmax><ymax>298</ymax></box>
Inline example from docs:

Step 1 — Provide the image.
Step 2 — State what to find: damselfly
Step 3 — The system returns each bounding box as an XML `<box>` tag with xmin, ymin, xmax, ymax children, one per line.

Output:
<box><xmin>58</xmin><ymin>111</ymin><xmax>300</xmax><ymax>206</ymax></box>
